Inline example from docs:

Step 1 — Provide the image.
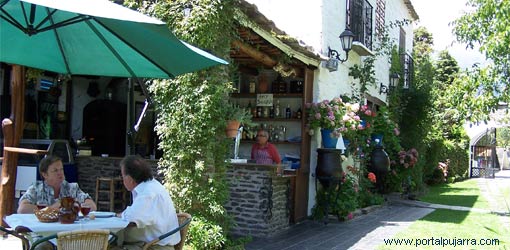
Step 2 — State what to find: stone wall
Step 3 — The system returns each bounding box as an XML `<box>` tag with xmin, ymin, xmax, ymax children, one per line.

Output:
<box><xmin>75</xmin><ymin>156</ymin><xmax>158</xmax><ymax>201</ymax></box>
<box><xmin>225</xmin><ymin>164</ymin><xmax>291</xmax><ymax>238</ymax></box>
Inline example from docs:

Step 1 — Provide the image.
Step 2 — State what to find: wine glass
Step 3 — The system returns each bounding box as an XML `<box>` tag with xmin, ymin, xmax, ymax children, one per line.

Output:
<box><xmin>36</xmin><ymin>201</ymin><xmax>47</xmax><ymax>210</ymax></box>
<box><xmin>80</xmin><ymin>203</ymin><xmax>91</xmax><ymax>221</ymax></box>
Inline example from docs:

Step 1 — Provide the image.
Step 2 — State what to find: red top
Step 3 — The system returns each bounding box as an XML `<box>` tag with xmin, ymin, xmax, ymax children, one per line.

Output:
<box><xmin>251</xmin><ymin>143</ymin><xmax>281</xmax><ymax>164</ymax></box>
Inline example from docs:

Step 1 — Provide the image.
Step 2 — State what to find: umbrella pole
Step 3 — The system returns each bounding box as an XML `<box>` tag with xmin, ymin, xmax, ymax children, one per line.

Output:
<box><xmin>0</xmin><ymin>65</ymin><xmax>25</xmax><ymax>225</ymax></box>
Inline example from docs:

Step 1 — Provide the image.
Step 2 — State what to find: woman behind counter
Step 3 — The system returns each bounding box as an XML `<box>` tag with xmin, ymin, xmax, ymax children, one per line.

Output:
<box><xmin>251</xmin><ymin>129</ymin><xmax>281</xmax><ymax>164</ymax></box>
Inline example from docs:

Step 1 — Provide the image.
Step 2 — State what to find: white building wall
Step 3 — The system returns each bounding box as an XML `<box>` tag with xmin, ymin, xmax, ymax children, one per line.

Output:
<box><xmin>245</xmin><ymin>0</ymin><xmax>416</xmax><ymax>217</ymax></box>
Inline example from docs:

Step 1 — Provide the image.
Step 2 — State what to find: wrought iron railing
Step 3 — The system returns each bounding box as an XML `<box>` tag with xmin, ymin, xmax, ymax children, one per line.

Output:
<box><xmin>347</xmin><ymin>0</ymin><xmax>373</xmax><ymax>50</ymax></box>
<box><xmin>400</xmin><ymin>52</ymin><xmax>414</xmax><ymax>89</ymax></box>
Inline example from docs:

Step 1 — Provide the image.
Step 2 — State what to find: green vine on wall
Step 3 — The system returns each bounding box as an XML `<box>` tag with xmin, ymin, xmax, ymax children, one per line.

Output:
<box><xmin>123</xmin><ymin>0</ymin><xmax>240</xmax><ymax>249</ymax></box>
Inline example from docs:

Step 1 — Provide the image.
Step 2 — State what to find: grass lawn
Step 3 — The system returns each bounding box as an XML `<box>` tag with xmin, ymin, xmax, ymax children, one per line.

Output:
<box><xmin>378</xmin><ymin>209</ymin><xmax>510</xmax><ymax>249</ymax></box>
<box><xmin>379</xmin><ymin>178</ymin><xmax>510</xmax><ymax>249</ymax></box>
<box><xmin>418</xmin><ymin>179</ymin><xmax>490</xmax><ymax>210</ymax></box>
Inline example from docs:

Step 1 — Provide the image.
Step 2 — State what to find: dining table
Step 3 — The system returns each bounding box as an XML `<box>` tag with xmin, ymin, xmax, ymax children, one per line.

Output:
<box><xmin>4</xmin><ymin>212</ymin><xmax>129</xmax><ymax>237</ymax></box>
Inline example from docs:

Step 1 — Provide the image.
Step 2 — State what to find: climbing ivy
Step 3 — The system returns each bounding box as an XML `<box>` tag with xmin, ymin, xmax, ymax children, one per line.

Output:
<box><xmin>123</xmin><ymin>0</ymin><xmax>239</xmax><ymax>249</ymax></box>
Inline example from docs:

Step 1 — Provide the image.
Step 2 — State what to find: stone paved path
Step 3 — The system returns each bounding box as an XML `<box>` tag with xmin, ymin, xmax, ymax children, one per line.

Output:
<box><xmin>477</xmin><ymin>170</ymin><xmax>510</xmax><ymax>230</ymax></box>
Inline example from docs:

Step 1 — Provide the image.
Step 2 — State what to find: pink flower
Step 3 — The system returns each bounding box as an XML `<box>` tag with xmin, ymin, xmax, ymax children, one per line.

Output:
<box><xmin>394</xmin><ymin>127</ymin><xmax>400</xmax><ymax>136</ymax></box>
<box><xmin>346</xmin><ymin>213</ymin><xmax>354</xmax><ymax>220</ymax></box>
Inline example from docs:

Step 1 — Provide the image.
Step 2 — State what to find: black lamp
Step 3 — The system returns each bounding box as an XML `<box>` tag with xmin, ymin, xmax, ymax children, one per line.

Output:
<box><xmin>327</xmin><ymin>28</ymin><xmax>355</xmax><ymax>63</ymax></box>
<box><xmin>390</xmin><ymin>72</ymin><xmax>400</xmax><ymax>89</ymax></box>
<box><xmin>379</xmin><ymin>73</ymin><xmax>401</xmax><ymax>95</ymax></box>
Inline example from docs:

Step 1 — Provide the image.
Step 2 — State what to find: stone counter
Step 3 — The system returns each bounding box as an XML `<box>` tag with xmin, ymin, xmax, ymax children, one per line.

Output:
<box><xmin>225</xmin><ymin>163</ymin><xmax>294</xmax><ymax>238</ymax></box>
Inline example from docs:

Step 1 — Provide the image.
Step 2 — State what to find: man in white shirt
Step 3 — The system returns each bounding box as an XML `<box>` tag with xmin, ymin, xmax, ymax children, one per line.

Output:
<box><xmin>112</xmin><ymin>155</ymin><xmax>180</xmax><ymax>250</ymax></box>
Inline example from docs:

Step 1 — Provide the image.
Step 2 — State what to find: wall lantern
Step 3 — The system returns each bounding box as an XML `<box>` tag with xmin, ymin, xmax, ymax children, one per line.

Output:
<box><xmin>379</xmin><ymin>73</ymin><xmax>400</xmax><ymax>95</ymax></box>
<box><xmin>327</xmin><ymin>28</ymin><xmax>355</xmax><ymax>63</ymax></box>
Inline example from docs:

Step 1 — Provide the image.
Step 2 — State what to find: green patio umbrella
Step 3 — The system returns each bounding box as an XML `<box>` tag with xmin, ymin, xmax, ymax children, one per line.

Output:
<box><xmin>0</xmin><ymin>0</ymin><xmax>228</xmax><ymax>78</ymax></box>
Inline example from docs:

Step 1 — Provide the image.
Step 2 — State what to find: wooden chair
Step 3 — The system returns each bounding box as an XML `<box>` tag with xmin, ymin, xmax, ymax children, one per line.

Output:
<box><xmin>30</xmin><ymin>229</ymin><xmax>117</xmax><ymax>250</ymax></box>
<box><xmin>142</xmin><ymin>213</ymin><xmax>192</xmax><ymax>250</ymax></box>
<box><xmin>0</xmin><ymin>225</ymin><xmax>30</xmax><ymax>250</ymax></box>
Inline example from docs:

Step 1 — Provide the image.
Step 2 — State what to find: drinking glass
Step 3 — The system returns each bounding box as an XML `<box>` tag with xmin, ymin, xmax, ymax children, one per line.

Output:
<box><xmin>36</xmin><ymin>201</ymin><xmax>47</xmax><ymax>210</ymax></box>
<box><xmin>80</xmin><ymin>204</ymin><xmax>91</xmax><ymax>221</ymax></box>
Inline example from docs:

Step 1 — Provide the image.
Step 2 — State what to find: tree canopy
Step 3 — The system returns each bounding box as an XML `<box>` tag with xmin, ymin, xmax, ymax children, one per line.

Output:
<box><xmin>451</xmin><ymin>0</ymin><xmax>510</xmax><ymax>122</ymax></box>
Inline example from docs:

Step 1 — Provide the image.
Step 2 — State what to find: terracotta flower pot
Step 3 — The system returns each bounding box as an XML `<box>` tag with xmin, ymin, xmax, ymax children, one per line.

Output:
<box><xmin>225</xmin><ymin>120</ymin><xmax>241</xmax><ymax>138</ymax></box>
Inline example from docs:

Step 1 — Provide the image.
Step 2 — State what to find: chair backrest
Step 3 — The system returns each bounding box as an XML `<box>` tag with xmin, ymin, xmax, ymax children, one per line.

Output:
<box><xmin>0</xmin><ymin>225</ymin><xmax>30</xmax><ymax>250</ymax></box>
<box><xmin>175</xmin><ymin>213</ymin><xmax>192</xmax><ymax>250</ymax></box>
<box><xmin>57</xmin><ymin>229</ymin><xmax>110</xmax><ymax>250</ymax></box>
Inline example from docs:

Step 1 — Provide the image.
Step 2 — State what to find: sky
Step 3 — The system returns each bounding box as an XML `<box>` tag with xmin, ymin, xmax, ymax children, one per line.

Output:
<box><xmin>411</xmin><ymin>0</ymin><xmax>489</xmax><ymax>69</ymax></box>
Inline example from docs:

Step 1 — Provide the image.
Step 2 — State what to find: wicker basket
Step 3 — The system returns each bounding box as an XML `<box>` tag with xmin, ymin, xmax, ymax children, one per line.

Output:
<box><xmin>35</xmin><ymin>208</ymin><xmax>60</xmax><ymax>223</ymax></box>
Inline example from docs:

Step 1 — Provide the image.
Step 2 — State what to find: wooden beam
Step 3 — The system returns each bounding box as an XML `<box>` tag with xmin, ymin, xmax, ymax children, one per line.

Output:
<box><xmin>4</xmin><ymin>147</ymin><xmax>48</xmax><ymax>155</ymax></box>
<box><xmin>0</xmin><ymin>65</ymin><xmax>25</xmax><ymax>225</ymax></box>
<box><xmin>232</xmin><ymin>40</ymin><xmax>277</xmax><ymax>68</ymax></box>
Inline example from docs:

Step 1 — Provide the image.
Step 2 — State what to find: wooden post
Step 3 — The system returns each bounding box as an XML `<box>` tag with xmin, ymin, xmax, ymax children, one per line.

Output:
<box><xmin>0</xmin><ymin>65</ymin><xmax>25</xmax><ymax>225</ymax></box>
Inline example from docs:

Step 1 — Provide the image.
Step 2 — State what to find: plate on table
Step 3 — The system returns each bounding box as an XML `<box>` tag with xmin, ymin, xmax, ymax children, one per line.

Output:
<box><xmin>89</xmin><ymin>211</ymin><xmax>116</xmax><ymax>218</ymax></box>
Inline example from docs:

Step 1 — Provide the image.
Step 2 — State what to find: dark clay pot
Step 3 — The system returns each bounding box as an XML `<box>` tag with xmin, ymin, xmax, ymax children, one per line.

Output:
<box><xmin>316</xmin><ymin>148</ymin><xmax>343</xmax><ymax>188</ymax></box>
<box><xmin>369</xmin><ymin>145</ymin><xmax>390</xmax><ymax>174</ymax></box>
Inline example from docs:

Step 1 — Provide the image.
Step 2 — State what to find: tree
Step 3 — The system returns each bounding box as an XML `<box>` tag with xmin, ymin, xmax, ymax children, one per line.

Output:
<box><xmin>452</xmin><ymin>0</ymin><xmax>510</xmax><ymax>122</ymax></box>
<box><xmin>435</xmin><ymin>50</ymin><xmax>460</xmax><ymax>88</ymax></box>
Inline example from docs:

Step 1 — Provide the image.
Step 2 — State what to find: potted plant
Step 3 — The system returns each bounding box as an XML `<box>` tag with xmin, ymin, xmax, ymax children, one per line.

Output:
<box><xmin>305</xmin><ymin>97</ymin><xmax>361</xmax><ymax>148</ymax></box>
<box><xmin>224</xmin><ymin>104</ymin><xmax>252</xmax><ymax>138</ymax></box>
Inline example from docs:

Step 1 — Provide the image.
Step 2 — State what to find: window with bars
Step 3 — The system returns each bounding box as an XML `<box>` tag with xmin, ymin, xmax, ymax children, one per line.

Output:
<box><xmin>400</xmin><ymin>52</ymin><xmax>414</xmax><ymax>89</ymax></box>
<box><xmin>375</xmin><ymin>0</ymin><xmax>385</xmax><ymax>39</ymax></box>
<box><xmin>346</xmin><ymin>0</ymin><xmax>373</xmax><ymax>50</ymax></box>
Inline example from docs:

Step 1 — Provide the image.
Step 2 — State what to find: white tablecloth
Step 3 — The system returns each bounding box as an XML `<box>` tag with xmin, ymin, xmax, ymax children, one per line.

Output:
<box><xmin>5</xmin><ymin>213</ymin><xmax>129</xmax><ymax>236</ymax></box>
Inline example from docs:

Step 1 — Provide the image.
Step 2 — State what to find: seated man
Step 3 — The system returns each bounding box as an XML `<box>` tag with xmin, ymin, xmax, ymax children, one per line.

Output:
<box><xmin>113</xmin><ymin>155</ymin><xmax>180</xmax><ymax>250</ymax></box>
<box><xmin>18</xmin><ymin>155</ymin><xmax>96</xmax><ymax>213</ymax></box>
<box><xmin>18</xmin><ymin>155</ymin><xmax>97</xmax><ymax>250</ymax></box>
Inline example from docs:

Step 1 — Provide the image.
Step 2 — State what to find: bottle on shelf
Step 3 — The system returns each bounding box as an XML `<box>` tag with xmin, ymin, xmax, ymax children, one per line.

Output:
<box><xmin>285</xmin><ymin>104</ymin><xmax>291</xmax><ymax>119</ymax></box>
<box><xmin>275</xmin><ymin>99</ymin><xmax>281</xmax><ymax>118</ymax></box>
<box><xmin>247</xmin><ymin>101</ymin><xmax>252</xmax><ymax>115</ymax></box>
<box><xmin>249</xmin><ymin>78</ymin><xmax>256</xmax><ymax>94</ymax></box>
<box><xmin>280</xmin><ymin>125</ymin><xmax>287</xmax><ymax>141</ymax></box>
<box><xmin>256</xmin><ymin>106</ymin><xmax>262</xmax><ymax>118</ymax></box>
<box><xmin>296</xmin><ymin>106</ymin><xmax>302</xmax><ymax>119</ymax></box>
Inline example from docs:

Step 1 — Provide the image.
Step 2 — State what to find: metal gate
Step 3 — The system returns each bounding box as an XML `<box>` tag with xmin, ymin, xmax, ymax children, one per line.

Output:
<box><xmin>470</xmin><ymin>128</ymin><xmax>497</xmax><ymax>178</ymax></box>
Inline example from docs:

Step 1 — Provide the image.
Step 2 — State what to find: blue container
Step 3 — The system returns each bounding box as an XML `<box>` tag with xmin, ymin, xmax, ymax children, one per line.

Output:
<box><xmin>321</xmin><ymin>129</ymin><xmax>338</xmax><ymax>148</ymax></box>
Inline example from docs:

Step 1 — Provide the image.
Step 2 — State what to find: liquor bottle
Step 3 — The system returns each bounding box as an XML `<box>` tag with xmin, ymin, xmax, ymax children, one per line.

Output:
<box><xmin>296</xmin><ymin>106</ymin><xmax>302</xmax><ymax>119</ymax></box>
<box><xmin>247</xmin><ymin>101</ymin><xmax>252</xmax><ymax>115</ymax></box>
<box><xmin>285</xmin><ymin>104</ymin><xmax>291</xmax><ymax>119</ymax></box>
<box><xmin>275</xmin><ymin>99</ymin><xmax>281</xmax><ymax>118</ymax></box>
<box><xmin>269</xmin><ymin>105</ymin><xmax>275</xmax><ymax>118</ymax></box>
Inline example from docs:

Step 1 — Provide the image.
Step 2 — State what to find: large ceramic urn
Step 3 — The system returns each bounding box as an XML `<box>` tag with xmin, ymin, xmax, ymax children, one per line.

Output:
<box><xmin>369</xmin><ymin>144</ymin><xmax>390</xmax><ymax>193</ymax></box>
<box><xmin>316</xmin><ymin>148</ymin><xmax>343</xmax><ymax>188</ymax></box>
<box><xmin>369</xmin><ymin>144</ymin><xmax>390</xmax><ymax>173</ymax></box>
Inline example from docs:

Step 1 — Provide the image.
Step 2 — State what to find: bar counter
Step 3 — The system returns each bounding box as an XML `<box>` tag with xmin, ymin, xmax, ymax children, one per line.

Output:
<box><xmin>226</xmin><ymin>162</ymin><xmax>295</xmax><ymax>237</ymax></box>
<box><xmin>75</xmin><ymin>156</ymin><xmax>294</xmax><ymax>237</ymax></box>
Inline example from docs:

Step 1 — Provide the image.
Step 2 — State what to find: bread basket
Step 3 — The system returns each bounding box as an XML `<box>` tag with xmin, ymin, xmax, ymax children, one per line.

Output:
<box><xmin>34</xmin><ymin>207</ymin><xmax>60</xmax><ymax>223</ymax></box>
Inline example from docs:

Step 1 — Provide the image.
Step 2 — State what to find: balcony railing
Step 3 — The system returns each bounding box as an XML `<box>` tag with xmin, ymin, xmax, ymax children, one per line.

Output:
<box><xmin>347</xmin><ymin>0</ymin><xmax>373</xmax><ymax>50</ymax></box>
